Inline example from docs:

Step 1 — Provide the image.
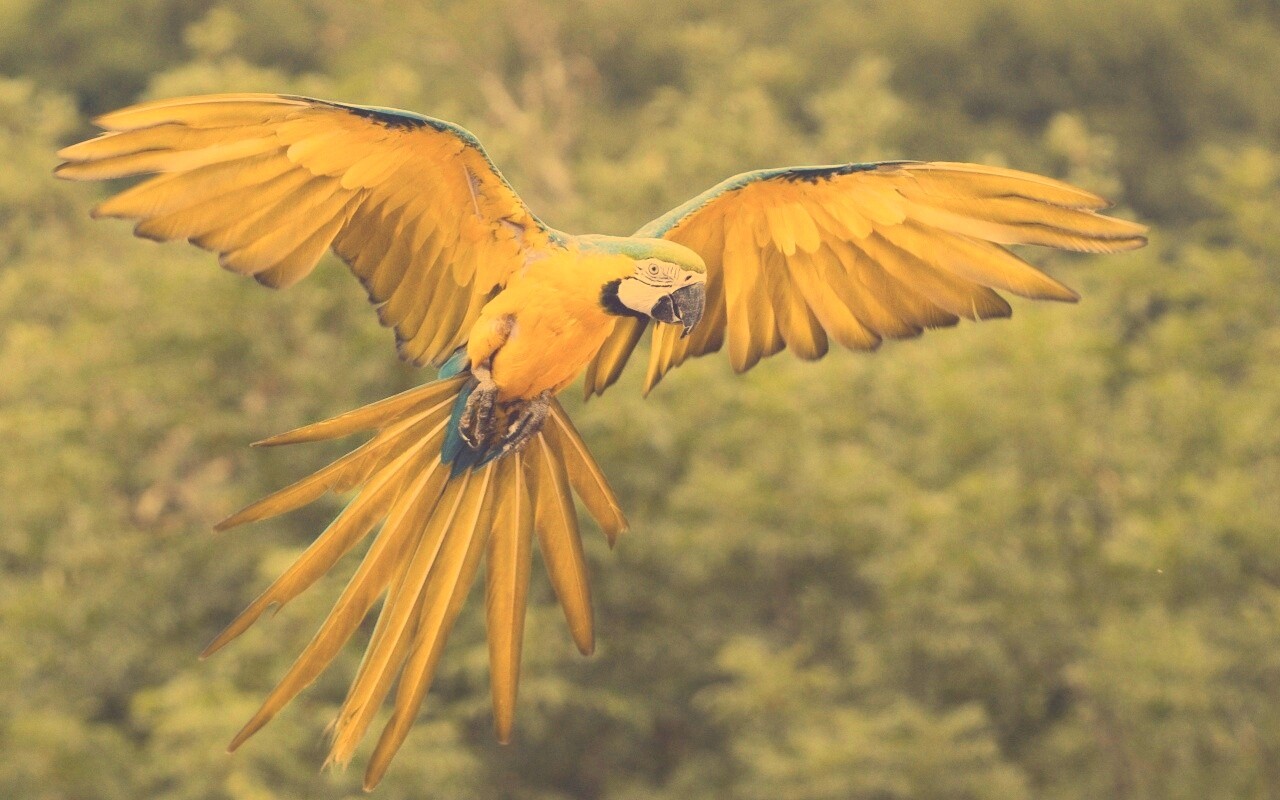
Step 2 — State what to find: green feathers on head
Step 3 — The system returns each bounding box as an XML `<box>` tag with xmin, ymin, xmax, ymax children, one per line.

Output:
<box><xmin>575</xmin><ymin>234</ymin><xmax>707</xmax><ymax>274</ymax></box>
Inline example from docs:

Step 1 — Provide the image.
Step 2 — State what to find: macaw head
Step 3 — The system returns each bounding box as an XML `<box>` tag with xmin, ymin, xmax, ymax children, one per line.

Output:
<box><xmin>587</xmin><ymin>236</ymin><xmax>707</xmax><ymax>336</ymax></box>
<box><xmin>610</xmin><ymin>258</ymin><xmax>706</xmax><ymax>336</ymax></box>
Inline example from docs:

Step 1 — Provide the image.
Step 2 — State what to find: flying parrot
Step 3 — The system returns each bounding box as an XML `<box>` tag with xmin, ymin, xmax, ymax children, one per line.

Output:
<box><xmin>56</xmin><ymin>93</ymin><xmax>1147</xmax><ymax>788</ymax></box>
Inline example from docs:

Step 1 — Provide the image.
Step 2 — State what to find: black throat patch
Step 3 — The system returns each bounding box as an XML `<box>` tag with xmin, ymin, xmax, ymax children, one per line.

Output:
<box><xmin>600</xmin><ymin>279</ymin><xmax>647</xmax><ymax>319</ymax></box>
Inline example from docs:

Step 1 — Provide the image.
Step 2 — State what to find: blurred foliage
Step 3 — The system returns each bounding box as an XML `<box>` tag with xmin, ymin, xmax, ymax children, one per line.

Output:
<box><xmin>1</xmin><ymin>0</ymin><xmax>1278</xmax><ymax>798</ymax></box>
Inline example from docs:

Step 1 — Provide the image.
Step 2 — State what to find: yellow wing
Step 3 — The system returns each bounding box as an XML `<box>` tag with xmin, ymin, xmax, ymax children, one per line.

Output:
<box><xmin>56</xmin><ymin>93</ymin><xmax>559</xmax><ymax>366</ymax></box>
<box><xmin>584</xmin><ymin>161</ymin><xmax>1147</xmax><ymax>397</ymax></box>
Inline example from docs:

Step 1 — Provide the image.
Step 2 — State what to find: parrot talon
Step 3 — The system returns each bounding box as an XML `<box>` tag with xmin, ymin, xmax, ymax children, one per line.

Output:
<box><xmin>460</xmin><ymin>367</ymin><xmax>499</xmax><ymax>450</ymax></box>
<box><xmin>507</xmin><ymin>391</ymin><xmax>552</xmax><ymax>447</ymax></box>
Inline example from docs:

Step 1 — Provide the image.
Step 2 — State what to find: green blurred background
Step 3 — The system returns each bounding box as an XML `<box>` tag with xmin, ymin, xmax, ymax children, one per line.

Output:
<box><xmin>3</xmin><ymin>1</ymin><xmax>1279</xmax><ymax>797</ymax></box>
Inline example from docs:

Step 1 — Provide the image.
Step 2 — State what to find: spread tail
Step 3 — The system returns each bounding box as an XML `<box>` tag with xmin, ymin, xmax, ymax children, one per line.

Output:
<box><xmin>206</xmin><ymin>372</ymin><xmax>628</xmax><ymax>790</ymax></box>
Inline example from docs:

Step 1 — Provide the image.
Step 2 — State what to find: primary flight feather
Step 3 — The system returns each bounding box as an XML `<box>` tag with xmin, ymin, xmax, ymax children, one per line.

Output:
<box><xmin>56</xmin><ymin>93</ymin><xmax>1146</xmax><ymax>789</ymax></box>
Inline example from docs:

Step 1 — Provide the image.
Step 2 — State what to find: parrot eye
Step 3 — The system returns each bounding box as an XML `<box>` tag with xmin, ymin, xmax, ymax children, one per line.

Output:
<box><xmin>633</xmin><ymin>260</ymin><xmax>675</xmax><ymax>289</ymax></box>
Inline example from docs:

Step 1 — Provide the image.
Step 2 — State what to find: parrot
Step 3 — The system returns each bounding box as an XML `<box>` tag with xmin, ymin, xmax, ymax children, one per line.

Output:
<box><xmin>55</xmin><ymin>93</ymin><xmax>1147</xmax><ymax>789</ymax></box>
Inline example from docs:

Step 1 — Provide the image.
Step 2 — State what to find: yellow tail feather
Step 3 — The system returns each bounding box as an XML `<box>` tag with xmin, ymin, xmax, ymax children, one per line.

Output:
<box><xmin>211</xmin><ymin>378</ymin><xmax>628</xmax><ymax>788</ymax></box>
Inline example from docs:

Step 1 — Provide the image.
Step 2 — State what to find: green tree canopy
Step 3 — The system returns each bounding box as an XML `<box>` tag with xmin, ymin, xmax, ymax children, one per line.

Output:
<box><xmin>2</xmin><ymin>1</ymin><xmax>1277</xmax><ymax>798</ymax></box>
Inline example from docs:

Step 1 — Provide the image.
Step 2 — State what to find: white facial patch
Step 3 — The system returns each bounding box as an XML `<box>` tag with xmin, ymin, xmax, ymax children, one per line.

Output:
<box><xmin>616</xmin><ymin>275</ymin><xmax>670</xmax><ymax>314</ymax></box>
<box><xmin>615</xmin><ymin>259</ymin><xmax>705</xmax><ymax>316</ymax></box>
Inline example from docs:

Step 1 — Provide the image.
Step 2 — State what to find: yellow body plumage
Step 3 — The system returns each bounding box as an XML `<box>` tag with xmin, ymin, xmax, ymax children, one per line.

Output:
<box><xmin>469</xmin><ymin>251</ymin><xmax>635</xmax><ymax>400</ymax></box>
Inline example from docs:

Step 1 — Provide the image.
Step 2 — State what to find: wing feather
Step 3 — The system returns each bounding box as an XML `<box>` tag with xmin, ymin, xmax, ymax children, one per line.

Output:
<box><xmin>901</xmin><ymin>161</ymin><xmax>1111</xmax><ymax>209</ymax></box>
<box><xmin>222</xmin><ymin>187</ymin><xmax>354</xmax><ymax>277</ymax></box>
<box><xmin>722</xmin><ymin>213</ymin><xmax>765</xmax><ymax>372</ymax></box>
<box><xmin>93</xmin><ymin>95</ymin><xmax>307</xmax><ymax>129</ymax></box>
<box><xmin>828</xmin><ymin>241</ymin><xmax>940</xmax><ymax>335</ymax></box>
<box><xmin>130</xmin><ymin>168</ymin><xmax>314</xmax><ymax>244</ymax></box>
<box><xmin>788</xmin><ymin>249</ymin><xmax>885</xmax><ymax>348</ymax></box>
<box><xmin>587</xmin><ymin>161</ymin><xmax>1145</xmax><ymax>395</ymax></box>
<box><xmin>192</xmin><ymin>175</ymin><xmax>341</xmax><ymax>258</ymax></box>
<box><xmin>848</xmin><ymin>233</ymin><xmax>1011</xmax><ymax>321</ymax></box>
<box><xmin>583</xmin><ymin>317</ymin><xmax>647</xmax><ymax>397</ymax></box>
<box><xmin>256</xmin><ymin>202</ymin><xmax>360</xmax><ymax>289</ymax></box>
<box><xmin>57</xmin><ymin>93</ymin><xmax>558</xmax><ymax>365</ymax></box>
<box><xmin>58</xmin><ymin>122</ymin><xmax>268</xmax><ymax>162</ymax></box>
<box><xmin>765</xmin><ymin>247</ymin><xmax>827</xmax><ymax>360</ymax></box>
<box><xmin>54</xmin><ymin>136</ymin><xmax>281</xmax><ymax>180</ymax></box>
<box><xmin>93</xmin><ymin>154</ymin><xmax>296</xmax><ymax>220</ymax></box>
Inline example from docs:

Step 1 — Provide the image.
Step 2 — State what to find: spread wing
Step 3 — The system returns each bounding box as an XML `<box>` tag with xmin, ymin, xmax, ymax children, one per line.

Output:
<box><xmin>56</xmin><ymin>93</ymin><xmax>560</xmax><ymax>367</ymax></box>
<box><xmin>584</xmin><ymin>161</ymin><xmax>1147</xmax><ymax>397</ymax></box>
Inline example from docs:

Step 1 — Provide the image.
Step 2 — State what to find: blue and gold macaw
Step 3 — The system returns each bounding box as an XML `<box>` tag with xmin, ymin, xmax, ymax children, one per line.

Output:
<box><xmin>57</xmin><ymin>93</ymin><xmax>1146</xmax><ymax>787</ymax></box>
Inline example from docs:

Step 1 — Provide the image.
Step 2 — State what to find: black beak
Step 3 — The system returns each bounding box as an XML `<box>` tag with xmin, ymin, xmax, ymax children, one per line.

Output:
<box><xmin>650</xmin><ymin>283</ymin><xmax>706</xmax><ymax>337</ymax></box>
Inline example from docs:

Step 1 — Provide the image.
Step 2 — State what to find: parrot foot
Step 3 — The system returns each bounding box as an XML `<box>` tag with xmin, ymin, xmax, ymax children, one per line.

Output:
<box><xmin>459</xmin><ymin>366</ymin><xmax>499</xmax><ymax>450</ymax></box>
<box><xmin>459</xmin><ymin>363</ymin><xmax>549</xmax><ymax>461</ymax></box>
<box><xmin>499</xmin><ymin>390</ymin><xmax>552</xmax><ymax>456</ymax></box>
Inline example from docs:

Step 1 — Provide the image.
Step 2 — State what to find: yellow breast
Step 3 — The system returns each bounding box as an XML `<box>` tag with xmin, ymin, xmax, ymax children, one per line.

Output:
<box><xmin>468</xmin><ymin>250</ymin><xmax>635</xmax><ymax>401</ymax></box>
